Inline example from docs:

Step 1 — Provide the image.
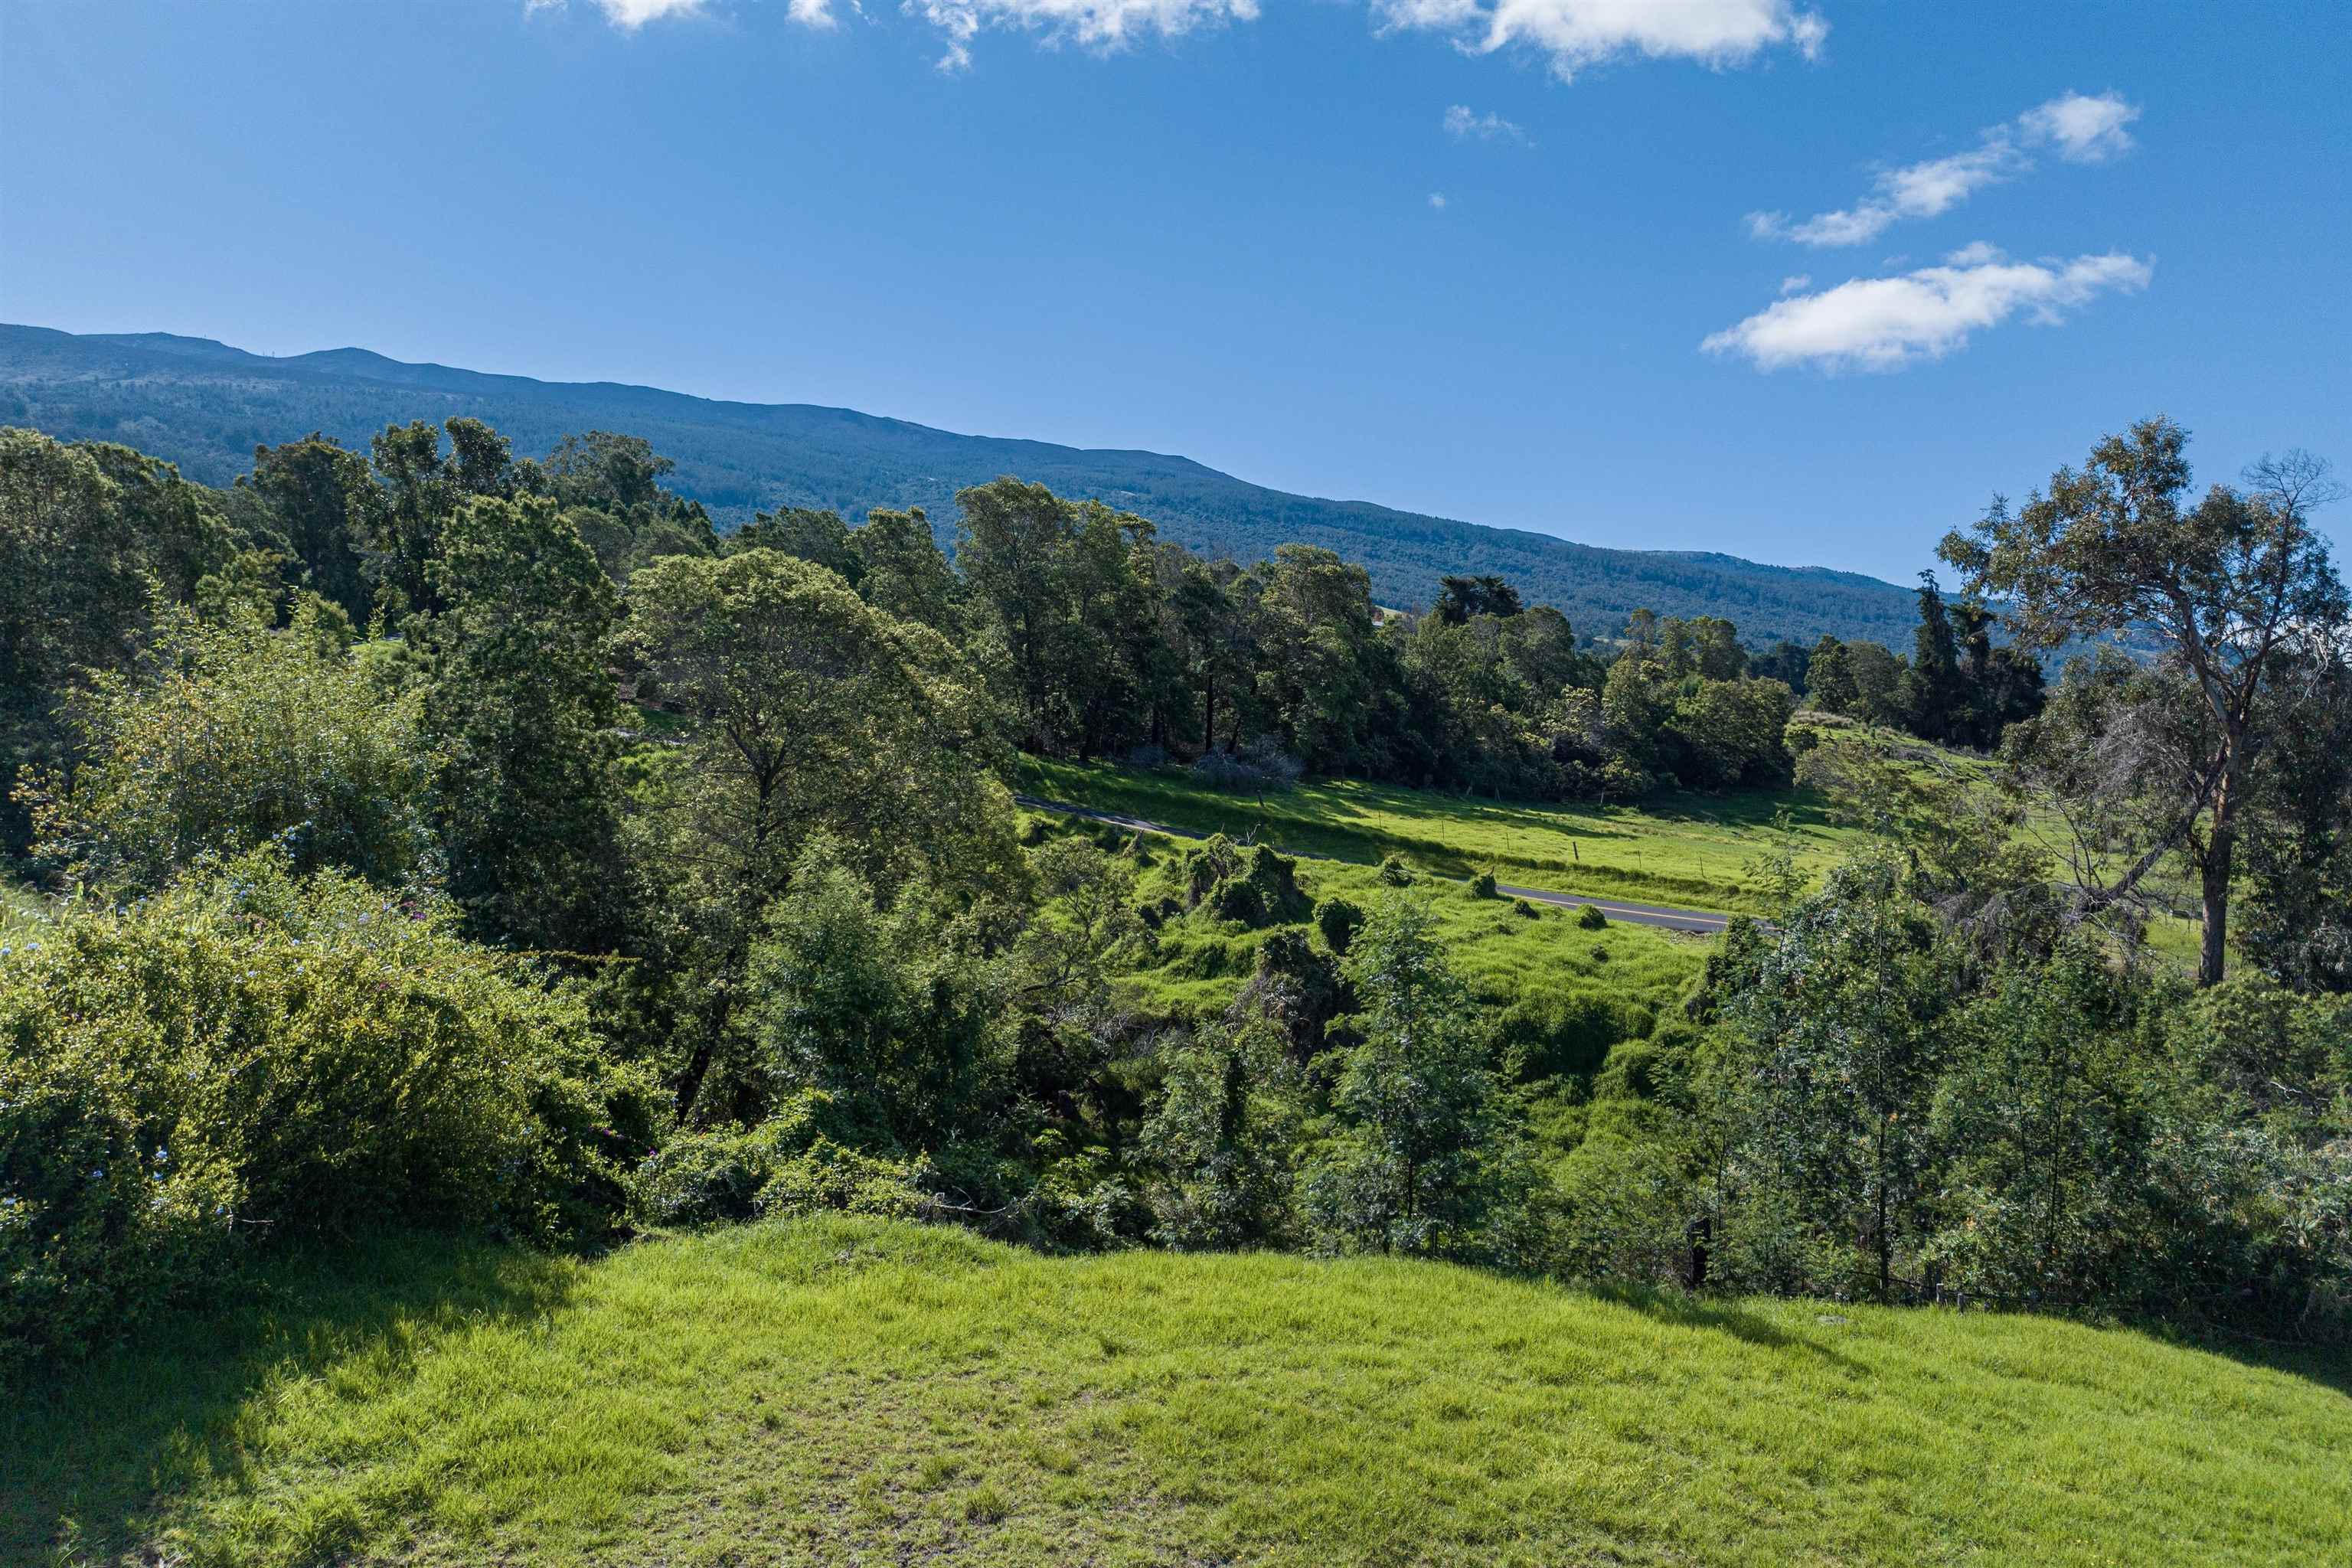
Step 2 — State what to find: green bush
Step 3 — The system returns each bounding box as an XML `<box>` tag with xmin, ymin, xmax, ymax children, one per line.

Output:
<box><xmin>1468</xmin><ymin>871</ymin><xmax>1499</xmax><ymax>900</ymax></box>
<box><xmin>0</xmin><ymin>851</ymin><xmax>658</xmax><ymax>1372</ymax></box>
<box><xmin>1377</xmin><ymin>855</ymin><xmax>1416</xmax><ymax>887</ymax></box>
<box><xmin>626</xmin><ymin>1092</ymin><xmax>933</xmax><ymax>1229</ymax></box>
<box><xmin>1577</xmin><ymin>902</ymin><xmax>1609</xmax><ymax>930</ymax></box>
<box><xmin>1315</xmin><ymin>897</ymin><xmax>1365</xmax><ymax>955</ymax></box>
<box><xmin>1181</xmin><ymin>837</ymin><xmax>1311</xmax><ymax>929</ymax></box>
<box><xmin>1495</xmin><ymin>991</ymin><xmax>1642</xmax><ymax>1081</ymax></box>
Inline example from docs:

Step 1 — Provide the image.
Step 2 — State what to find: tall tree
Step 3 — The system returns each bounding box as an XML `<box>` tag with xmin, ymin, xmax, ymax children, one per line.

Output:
<box><xmin>850</xmin><ymin>506</ymin><xmax>961</xmax><ymax>634</ymax></box>
<box><xmin>1942</xmin><ymin>420</ymin><xmax>2350</xmax><ymax>985</ymax></box>
<box><xmin>425</xmin><ymin>495</ymin><xmax>624</xmax><ymax>951</ymax></box>
<box><xmin>625</xmin><ymin>547</ymin><xmax>1019</xmax><ymax>1120</ymax></box>
<box><xmin>245</xmin><ymin>432</ymin><xmax>377</xmax><ymax>622</ymax></box>
<box><xmin>1904</xmin><ymin>573</ymin><xmax>1966</xmax><ymax>743</ymax></box>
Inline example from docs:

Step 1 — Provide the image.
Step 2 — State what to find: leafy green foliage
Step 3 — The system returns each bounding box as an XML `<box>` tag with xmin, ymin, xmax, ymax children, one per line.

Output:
<box><xmin>0</xmin><ymin>851</ymin><xmax>656</xmax><ymax>1370</ymax></box>
<box><xmin>1303</xmin><ymin>895</ymin><xmax>1530</xmax><ymax>1262</ymax></box>
<box><xmin>24</xmin><ymin>599</ymin><xmax>433</xmax><ymax>893</ymax></box>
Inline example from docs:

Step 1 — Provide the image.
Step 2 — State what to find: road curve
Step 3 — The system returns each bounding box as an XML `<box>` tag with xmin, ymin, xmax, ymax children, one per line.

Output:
<box><xmin>1013</xmin><ymin>794</ymin><xmax>1740</xmax><ymax>936</ymax></box>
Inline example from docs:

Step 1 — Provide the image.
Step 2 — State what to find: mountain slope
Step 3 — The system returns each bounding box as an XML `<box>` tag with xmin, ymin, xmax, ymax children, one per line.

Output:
<box><xmin>0</xmin><ymin>323</ymin><xmax>1925</xmax><ymax>646</ymax></box>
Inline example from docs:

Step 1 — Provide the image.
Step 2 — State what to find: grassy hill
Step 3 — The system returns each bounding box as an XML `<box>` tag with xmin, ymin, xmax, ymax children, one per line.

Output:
<box><xmin>1018</xmin><ymin>754</ymin><xmax>1860</xmax><ymax>918</ymax></box>
<box><xmin>0</xmin><ymin>323</ymin><xmax>1926</xmax><ymax>647</ymax></box>
<box><xmin>11</xmin><ymin>1217</ymin><xmax>2344</xmax><ymax>1566</ymax></box>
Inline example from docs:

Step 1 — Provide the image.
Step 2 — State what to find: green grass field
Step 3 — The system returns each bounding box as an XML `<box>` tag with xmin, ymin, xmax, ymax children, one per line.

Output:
<box><xmin>13</xmin><ymin>1217</ymin><xmax>2345</xmax><ymax>1567</ymax></box>
<box><xmin>1031</xmin><ymin>811</ymin><xmax>1707</xmax><ymax>1021</ymax></box>
<box><xmin>1016</xmin><ymin>756</ymin><xmax>1856</xmax><ymax>917</ymax></box>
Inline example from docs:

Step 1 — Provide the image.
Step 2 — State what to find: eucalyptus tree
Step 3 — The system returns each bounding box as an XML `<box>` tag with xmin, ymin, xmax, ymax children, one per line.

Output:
<box><xmin>1942</xmin><ymin>419</ymin><xmax>2348</xmax><ymax>985</ymax></box>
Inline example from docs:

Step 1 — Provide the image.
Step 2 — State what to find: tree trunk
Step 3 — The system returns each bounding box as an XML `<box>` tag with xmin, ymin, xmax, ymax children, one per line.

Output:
<box><xmin>2195</xmin><ymin>756</ymin><xmax>2243</xmax><ymax>988</ymax></box>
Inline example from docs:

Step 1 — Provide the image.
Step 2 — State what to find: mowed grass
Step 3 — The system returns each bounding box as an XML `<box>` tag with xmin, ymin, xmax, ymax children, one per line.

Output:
<box><xmin>1016</xmin><ymin>756</ymin><xmax>1857</xmax><ymax>916</ymax></box>
<box><xmin>1041</xmin><ymin>813</ymin><xmax>1707</xmax><ymax>1019</ymax></box>
<box><xmin>11</xmin><ymin>1217</ymin><xmax>2347</xmax><ymax>1567</ymax></box>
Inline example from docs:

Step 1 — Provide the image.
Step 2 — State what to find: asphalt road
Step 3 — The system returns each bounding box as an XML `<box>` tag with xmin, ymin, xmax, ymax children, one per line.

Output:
<box><xmin>1013</xmin><ymin>794</ymin><xmax>1739</xmax><ymax>936</ymax></box>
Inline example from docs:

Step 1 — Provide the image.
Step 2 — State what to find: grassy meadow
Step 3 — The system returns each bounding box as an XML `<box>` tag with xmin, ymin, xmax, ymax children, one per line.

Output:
<box><xmin>1029</xmin><ymin>808</ymin><xmax>1708</xmax><ymax>1021</ymax></box>
<box><xmin>11</xmin><ymin>1217</ymin><xmax>2346</xmax><ymax>1568</ymax></box>
<box><xmin>1015</xmin><ymin>755</ymin><xmax>1856</xmax><ymax>917</ymax></box>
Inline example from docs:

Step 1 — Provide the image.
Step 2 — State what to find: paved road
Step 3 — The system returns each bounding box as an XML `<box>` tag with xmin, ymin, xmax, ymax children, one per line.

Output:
<box><xmin>1014</xmin><ymin>794</ymin><xmax>1739</xmax><ymax>936</ymax></box>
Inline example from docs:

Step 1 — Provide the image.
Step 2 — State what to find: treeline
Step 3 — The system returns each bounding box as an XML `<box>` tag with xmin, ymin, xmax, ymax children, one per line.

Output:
<box><xmin>2</xmin><ymin>413</ymin><xmax>2345</xmax><ymax>1374</ymax></box>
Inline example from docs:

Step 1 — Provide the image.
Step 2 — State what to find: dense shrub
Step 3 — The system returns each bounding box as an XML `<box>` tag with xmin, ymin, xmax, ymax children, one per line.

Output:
<box><xmin>1577</xmin><ymin>902</ymin><xmax>1608</xmax><ymax>930</ymax></box>
<box><xmin>625</xmin><ymin>1091</ymin><xmax>933</xmax><ymax>1229</ymax></box>
<box><xmin>1315</xmin><ymin>897</ymin><xmax>1365</xmax><ymax>955</ymax></box>
<box><xmin>1376</xmin><ymin>855</ymin><xmax>1416</xmax><ymax>887</ymax></box>
<box><xmin>1495</xmin><ymin>990</ymin><xmax>1644</xmax><ymax>1081</ymax></box>
<box><xmin>0</xmin><ymin>851</ymin><xmax>658</xmax><ymax>1371</ymax></box>
<box><xmin>1468</xmin><ymin>871</ymin><xmax>1499</xmax><ymax>900</ymax></box>
<box><xmin>1179</xmin><ymin>837</ymin><xmax>1310</xmax><ymax>928</ymax></box>
<box><xmin>24</xmin><ymin>599</ymin><xmax>434</xmax><ymax>893</ymax></box>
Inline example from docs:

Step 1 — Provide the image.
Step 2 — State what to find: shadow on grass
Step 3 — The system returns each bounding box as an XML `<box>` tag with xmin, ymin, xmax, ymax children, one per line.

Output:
<box><xmin>1582</xmin><ymin>1281</ymin><xmax>1864</xmax><ymax>1370</ymax></box>
<box><xmin>0</xmin><ymin>1232</ymin><xmax>580</xmax><ymax>1564</ymax></box>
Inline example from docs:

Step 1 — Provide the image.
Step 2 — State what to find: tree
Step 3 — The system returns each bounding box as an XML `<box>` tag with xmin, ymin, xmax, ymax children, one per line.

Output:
<box><xmin>2236</xmin><ymin>656</ymin><xmax>2352</xmax><ymax>993</ymax></box>
<box><xmin>1302</xmin><ymin>894</ymin><xmax>1524</xmax><ymax>1259</ymax></box>
<box><xmin>747</xmin><ymin>838</ymin><xmax>1008</xmax><ymax>1149</ymax></box>
<box><xmin>1143</xmin><ymin>989</ymin><xmax>1298</xmax><ymax>1250</ymax></box>
<box><xmin>25</xmin><ymin>598</ymin><xmax>433</xmax><ymax>892</ymax></box>
<box><xmin>243</xmin><ymin>432</ymin><xmax>376</xmax><ymax>621</ymax></box>
<box><xmin>1717</xmin><ymin>854</ymin><xmax>1958</xmax><ymax>1298</ymax></box>
<box><xmin>731</xmin><ymin>505</ymin><xmax>862</xmax><ymax>586</ymax></box>
<box><xmin>1942</xmin><ymin>420</ymin><xmax>2350</xmax><ymax>985</ymax></box>
<box><xmin>625</xmin><ymin>547</ymin><xmax>1020</xmax><ymax>1121</ymax></box>
<box><xmin>1845</xmin><ymin>639</ymin><xmax>1909</xmax><ymax>728</ymax></box>
<box><xmin>424</xmin><ymin>495</ymin><xmax>624</xmax><ymax>951</ymax></box>
<box><xmin>1807</xmin><ymin>635</ymin><xmax>1857</xmax><ymax>714</ymax></box>
<box><xmin>1433</xmin><ymin>573</ymin><xmax>1522</xmax><ymax>624</ymax></box>
<box><xmin>956</xmin><ymin>477</ymin><xmax>1079</xmax><ymax>751</ymax></box>
<box><xmin>851</xmin><ymin>506</ymin><xmax>961</xmax><ymax>634</ymax></box>
<box><xmin>1903</xmin><ymin>573</ymin><xmax>1965</xmax><ymax>743</ymax></box>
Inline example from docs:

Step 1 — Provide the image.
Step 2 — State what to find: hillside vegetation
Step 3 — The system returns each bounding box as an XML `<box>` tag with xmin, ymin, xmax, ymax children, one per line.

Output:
<box><xmin>0</xmin><ymin>323</ymin><xmax>1925</xmax><ymax>645</ymax></box>
<box><xmin>1018</xmin><ymin>755</ymin><xmax>1857</xmax><ymax>916</ymax></box>
<box><xmin>12</xmin><ymin>1217</ymin><xmax>2347</xmax><ymax>1568</ymax></box>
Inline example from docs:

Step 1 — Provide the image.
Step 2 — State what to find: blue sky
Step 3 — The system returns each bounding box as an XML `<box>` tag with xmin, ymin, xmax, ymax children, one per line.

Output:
<box><xmin>5</xmin><ymin>0</ymin><xmax>2347</xmax><ymax>583</ymax></box>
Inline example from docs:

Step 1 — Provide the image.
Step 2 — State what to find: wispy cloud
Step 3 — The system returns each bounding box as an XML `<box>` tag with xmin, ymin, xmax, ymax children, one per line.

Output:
<box><xmin>528</xmin><ymin>0</ymin><xmax>711</xmax><ymax>27</ymax></box>
<box><xmin>909</xmin><ymin>0</ymin><xmax>1257</xmax><ymax>71</ymax></box>
<box><xmin>1703</xmin><ymin>244</ymin><xmax>2151</xmax><ymax>371</ymax></box>
<box><xmin>1428</xmin><ymin>191</ymin><xmax>1449</xmax><ymax>210</ymax></box>
<box><xmin>1749</xmin><ymin>90</ymin><xmax>2141</xmax><ymax>248</ymax></box>
<box><xmin>1378</xmin><ymin>0</ymin><xmax>1824</xmax><ymax>82</ymax></box>
<box><xmin>1778</xmin><ymin>273</ymin><xmax>1810</xmax><ymax>294</ymax></box>
<box><xmin>1442</xmin><ymin>104</ymin><xmax>1527</xmax><ymax>144</ymax></box>
<box><xmin>2019</xmin><ymin>90</ymin><xmax>2140</xmax><ymax>162</ymax></box>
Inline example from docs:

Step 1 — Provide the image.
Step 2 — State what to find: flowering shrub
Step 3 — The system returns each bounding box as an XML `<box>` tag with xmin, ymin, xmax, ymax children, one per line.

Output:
<box><xmin>0</xmin><ymin>850</ymin><xmax>658</xmax><ymax>1371</ymax></box>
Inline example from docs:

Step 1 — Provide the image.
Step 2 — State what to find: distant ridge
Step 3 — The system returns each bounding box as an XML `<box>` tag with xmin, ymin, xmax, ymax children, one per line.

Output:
<box><xmin>0</xmin><ymin>323</ymin><xmax>1925</xmax><ymax>647</ymax></box>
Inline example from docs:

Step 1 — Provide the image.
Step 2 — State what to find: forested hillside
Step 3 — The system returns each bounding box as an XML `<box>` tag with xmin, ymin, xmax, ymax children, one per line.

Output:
<box><xmin>0</xmin><ymin>323</ymin><xmax>1926</xmax><ymax>645</ymax></box>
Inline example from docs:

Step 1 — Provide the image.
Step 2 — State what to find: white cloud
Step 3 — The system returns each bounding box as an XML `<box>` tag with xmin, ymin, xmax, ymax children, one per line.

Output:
<box><xmin>1429</xmin><ymin>191</ymin><xmax>1449</xmax><ymax>209</ymax></box>
<box><xmin>1777</xmin><ymin>273</ymin><xmax>1809</xmax><ymax>294</ymax></box>
<box><xmin>2018</xmin><ymin>90</ymin><xmax>2139</xmax><ymax>162</ymax></box>
<box><xmin>1376</xmin><ymin>0</ymin><xmax>1827</xmax><ymax>83</ymax></box>
<box><xmin>1702</xmin><ymin>247</ymin><xmax>2151</xmax><ymax>371</ymax></box>
<box><xmin>906</xmin><ymin>0</ymin><xmax>1255</xmax><ymax>69</ymax></box>
<box><xmin>528</xmin><ymin>0</ymin><xmax>710</xmax><ymax>26</ymax></box>
<box><xmin>1442</xmin><ymin>104</ymin><xmax>1527</xmax><ymax>143</ymax></box>
<box><xmin>1754</xmin><ymin>90</ymin><xmax>2142</xmax><ymax>248</ymax></box>
<box><xmin>789</xmin><ymin>0</ymin><xmax>839</xmax><ymax>27</ymax></box>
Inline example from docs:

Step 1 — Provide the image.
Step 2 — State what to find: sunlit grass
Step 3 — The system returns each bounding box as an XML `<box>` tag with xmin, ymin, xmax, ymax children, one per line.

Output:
<box><xmin>1049</xmin><ymin>814</ymin><xmax>1707</xmax><ymax>1021</ymax></box>
<box><xmin>11</xmin><ymin>1218</ymin><xmax>2346</xmax><ymax>1567</ymax></box>
<box><xmin>1015</xmin><ymin>755</ymin><xmax>1856</xmax><ymax>916</ymax></box>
